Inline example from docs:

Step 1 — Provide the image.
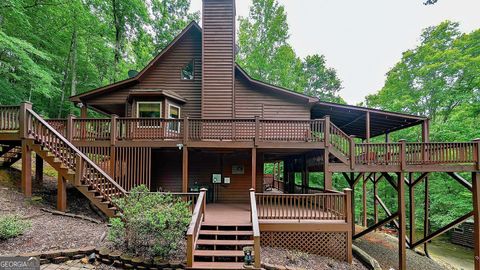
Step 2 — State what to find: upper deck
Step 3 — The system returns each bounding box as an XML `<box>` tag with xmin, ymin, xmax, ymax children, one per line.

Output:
<box><xmin>1</xmin><ymin>104</ymin><xmax>479</xmax><ymax>173</ymax></box>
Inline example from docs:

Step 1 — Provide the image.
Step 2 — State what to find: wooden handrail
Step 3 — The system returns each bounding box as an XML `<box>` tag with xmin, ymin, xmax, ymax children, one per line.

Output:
<box><xmin>26</xmin><ymin>109</ymin><xmax>127</xmax><ymax>202</ymax></box>
<box><xmin>186</xmin><ymin>188</ymin><xmax>207</xmax><ymax>268</ymax></box>
<box><xmin>250</xmin><ymin>188</ymin><xmax>261</xmax><ymax>269</ymax></box>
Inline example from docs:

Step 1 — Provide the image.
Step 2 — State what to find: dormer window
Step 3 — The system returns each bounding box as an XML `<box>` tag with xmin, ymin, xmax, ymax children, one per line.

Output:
<box><xmin>181</xmin><ymin>60</ymin><xmax>194</xmax><ymax>80</ymax></box>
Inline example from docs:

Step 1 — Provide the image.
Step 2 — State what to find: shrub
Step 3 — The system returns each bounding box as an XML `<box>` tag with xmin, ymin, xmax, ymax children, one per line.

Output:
<box><xmin>108</xmin><ymin>185</ymin><xmax>191</xmax><ymax>259</ymax></box>
<box><xmin>0</xmin><ymin>215</ymin><xmax>30</xmax><ymax>240</ymax></box>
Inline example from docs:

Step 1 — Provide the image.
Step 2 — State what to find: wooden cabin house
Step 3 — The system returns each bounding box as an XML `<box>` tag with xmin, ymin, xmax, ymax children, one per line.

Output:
<box><xmin>1</xmin><ymin>0</ymin><xmax>479</xmax><ymax>269</ymax></box>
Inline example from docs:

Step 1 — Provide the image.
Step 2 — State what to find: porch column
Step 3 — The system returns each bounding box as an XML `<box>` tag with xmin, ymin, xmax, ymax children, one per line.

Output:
<box><xmin>35</xmin><ymin>154</ymin><xmax>43</xmax><ymax>184</ymax></box>
<box><xmin>362</xmin><ymin>175</ymin><xmax>367</xmax><ymax>226</ymax></box>
<box><xmin>182</xmin><ymin>147</ymin><xmax>189</xmax><ymax>192</ymax></box>
<box><xmin>409</xmin><ymin>173</ymin><xmax>416</xmax><ymax>250</ymax></box>
<box><xmin>473</xmin><ymin>172</ymin><xmax>480</xmax><ymax>270</ymax></box>
<box><xmin>57</xmin><ymin>174</ymin><xmax>67</xmax><ymax>212</ymax></box>
<box><xmin>398</xmin><ymin>172</ymin><xmax>407</xmax><ymax>270</ymax></box>
<box><xmin>365</xmin><ymin>111</ymin><xmax>370</xmax><ymax>143</ymax></box>
<box><xmin>251</xmin><ymin>148</ymin><xmax>257</xmax><ymax>190</ymax></box>
<box><xmin>21</xmin><ymin>140</ymin><xmax>32</xmax><ymax>197</ymax></box>
<box><xmin>373</xmin><ymin>173</ymin><xmax>378</xmax><ymax>226</ymax></box>
<box><xmin>80</xmin><ymin>103</ymin><xmax>87</xmax><ymax>118</ymax></box>
<box><xmin>324</xmin><ymin>149</ymin><xmax>332</xmax><ymax>190</ymax></box>
<box><xmin>302</xmin><ymin>155</ymin><xmax>308</xmax><ymax>193</ymax></box>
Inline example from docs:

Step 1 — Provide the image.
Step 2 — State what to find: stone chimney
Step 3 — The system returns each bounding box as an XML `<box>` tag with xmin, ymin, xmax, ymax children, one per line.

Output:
<box><xmin>201</xmin><ymin>0</ymin><xmax>236</xmax><ymax>118</ymax></box>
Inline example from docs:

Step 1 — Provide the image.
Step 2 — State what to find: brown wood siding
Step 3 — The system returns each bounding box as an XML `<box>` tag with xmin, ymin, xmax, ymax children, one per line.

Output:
<box><xmin>234</xmin><ymin>76</ymin><xmax>310</xmax><ymax>120</ymax></box>
<box><xmin>151</xmin><ymin>149</ymin><xmax>182</xmax><ymax>192</ymax></box>
<box><xmin>87</xmin><ymin>28</ymin><xmax>202</xmax><ymax>118</ymax></box>
<box><xmin>202</xmin><ymin>0</ymin><xmax>235</xmax><ymax>118</ymax></box>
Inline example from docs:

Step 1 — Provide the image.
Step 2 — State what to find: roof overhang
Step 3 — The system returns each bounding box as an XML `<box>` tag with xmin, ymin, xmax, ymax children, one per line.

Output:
<box><xmin>311</xmin><ymin>101</ymin><xmax>427</xmax><ymax>139</ymax></box>
<box><xmin>127</xmin><ymin>89</ymin><xmax>187</xmax><ymax>103</ymax></box>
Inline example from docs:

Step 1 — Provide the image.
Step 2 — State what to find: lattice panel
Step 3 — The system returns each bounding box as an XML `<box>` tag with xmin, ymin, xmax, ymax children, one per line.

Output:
<box><xmin>261</xmin><ymin>231</ymin><xmax>347</xmax><ymax>261</ymax></box>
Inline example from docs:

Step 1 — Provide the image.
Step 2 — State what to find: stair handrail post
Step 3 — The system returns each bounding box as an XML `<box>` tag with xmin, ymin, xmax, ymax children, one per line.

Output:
<box><xmin>349</xmin><ymin>135</ymin><xmax>355</xmax><ymax>170</ymax></box>
<box><xmin>324</xmin><ymin>115</ymin><xmax>330</xmax><ymax>147</ymax></box>
<box><xmin>66</xmin><ymin>114</ymin><xmax>75</xmax><ymax>142</ymax></box>
<box><xmin>74</xmin><ymin>154</ymin><xmax>83</xmax><ymax>186</ymax></box>
<box><xmin>183</xmin><ymin>116</ymin><xmax>189</xmax><ymax>144</ymax></box>
<box><xmin>344</xmin><ymin>188</ymin><xmax>353</xmax><ymax>263</ymax></box>
<box><xmin>399</xmin><ymin>139</ymin><xmax>407</xmax><ymax>170</ymax></box>
<box><xmin>200</xmin><ymin>188</ymin><xmax>207</xmax><ymax>221</ymax></box>
<box><xmin>110</xmin><ymin>114</ymin><xmax>118</xmax><ymax>146</ymax></box>
<box><xmin>473</xmin><ymin>138</ymin><xmax>480</xmax><ymax>170</ymax></box>
<box><xmin>19</xmin><ymin>101</ymin><xmax>32</xmax><ymax>139</ymax></box>
<box><xmin>254</xmin><ymin>115</ymin><xmax>260</xmax><ymax>146</ymax></box>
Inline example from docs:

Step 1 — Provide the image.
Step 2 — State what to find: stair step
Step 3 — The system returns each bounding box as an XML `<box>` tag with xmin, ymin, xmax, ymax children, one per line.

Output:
<box><xmin>194</xmin><ymin>250</ymin><xmax>247</xmax><ymax>257</ymax></box>
<box><xmin>199</xmin><ymin>230</ymin><xmax>253</xmax><ymax>236</ymax></box>
<box><xmin>189</xmin><ymin>262</ymin><xmax>245</xmax><ymax>269</ymax></box>
<box><xmin>196</xmin><ymin>239</ymin><xmax>254</xmax><ymax>246</ymax></box>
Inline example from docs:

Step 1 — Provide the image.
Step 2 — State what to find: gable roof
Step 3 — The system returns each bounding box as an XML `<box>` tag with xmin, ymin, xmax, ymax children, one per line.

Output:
<box><xmin>69</xmin><ymin>21</ymin><xmax>316</xmax><ymax>105</ymax></box>
<box><xmin>70</xmin><ymin>21</ymin><xmax>202</xmax><ymax>103</ymax></box>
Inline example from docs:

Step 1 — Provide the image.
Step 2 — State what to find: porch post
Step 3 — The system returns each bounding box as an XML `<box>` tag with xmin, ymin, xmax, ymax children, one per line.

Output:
<box><xmin>57</xmin><ymin>174</ymin><xmax>67</xmax><ymax>212</ymax></box>
<box><xmin>182</xmin><ymin>146</ymin><xmax>189</xmax><ymax>192</ymax></box>
<box><xmin>473</xmin><ymin>172</ymin><xmax>480</xmax><ymax>270</ymax></box>
<box><xmin>80</xmin><ymin>103</ymin><xmax>87</xmax><ymax>118</ymax></box>
<box><xmin>35</xmin><ymin>154</ymin><xmax>43</xmax><ymax>184</ymax></box>
<box><xmin>409</xmin><ymin>172</ymin><xmax>416</xmax><ymax>250</ymax></box>
<box><xmin>324</xmin><ymin>148</ymin><xmax>332</xmax><ymax>190</ymax></box>
<box><xmin>251</xmin><ymin>148</ymin><xmax>257</xmax><ymax>190</ymax></box>
<box><xmin>365</xmin><ymin>111</ymin><xmax>370</xmax><ymax>143</ymax></box>
<box><xmin>21</xmin><ymin>140</ymin><xmax>32</xmax><ymax>197</ymax></box>
<box><xmin>398</xmin><ymin>172</ymin><xmax>407</xmax><ymax>270</ymax></box>
<box><xmin>373</xmin><ymin>173</ymin><xmax>378</xmax><ymax>227</ymax></box>
<box><xmin>362</xmin><ymin>175</ymin><xmax>367</xmax><ymax>226</ymax></box>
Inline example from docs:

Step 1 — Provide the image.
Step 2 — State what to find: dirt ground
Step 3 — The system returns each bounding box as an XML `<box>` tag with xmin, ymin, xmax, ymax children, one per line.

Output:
<box><xmin>0</xmin><ymin>167</ymin><xmax>108</xmax><ymax>255</ymax></box>
<box><xmin>354</xmin><ymin>227</ymin><xmax>453</xmax><ymax>270</ymax></box>
<box><xmin>261</xmin><ymin>246</ymin><xmax>368</xmax><ymax>270</ymax></box>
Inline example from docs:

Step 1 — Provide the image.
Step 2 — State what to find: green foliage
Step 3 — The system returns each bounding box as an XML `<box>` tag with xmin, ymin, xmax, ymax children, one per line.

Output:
<box><xmin>0</xmin><ymin>215</ymin><xmax>31</xmax><ymax>240</ymax></box>
<box><xmin>108</xmin><ymin>185</ymin><xmax>191</xmax><ymax>259</ymax></box>
<box><xmin>237</xmin><ymin>0</ymin><xmax>344</xmax><ymax>102</ymax></box>
<box><xmin>0</xmin><ymin>0</ymin><xmax>197</xmax><ymax>117</ymax></box>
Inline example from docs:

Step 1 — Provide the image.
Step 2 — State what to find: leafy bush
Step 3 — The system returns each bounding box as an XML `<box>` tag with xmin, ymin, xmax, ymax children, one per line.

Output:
<box><xmin>108</xmin><ymin>185</ymin><xmax>191</xmax><ymax>259</ymax></box>
<box><xmin>0</xmin><ymin>215</ymin><xmax>31</xmax><ymax>240</ymax></box>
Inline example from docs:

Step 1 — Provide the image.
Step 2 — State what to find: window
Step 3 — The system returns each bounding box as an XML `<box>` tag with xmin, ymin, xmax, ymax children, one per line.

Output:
<box><xmin>453</xmin><ymin>227</ymin><xmax>464</xmax><ymax>234</ymax></box>
<box><xmin>181</xmin><ymin>60</ymin><xmax>194</xmax><ymax>80</ymax></box>
<box><xmin>168</xmin><ymin>104</ymin><xmax>180</xmax><ymax>132</ymax></box>
<box><xmin>137</xmin><ymin>102</ymin><xmax>162</xmax><ymax>127</ymax></box>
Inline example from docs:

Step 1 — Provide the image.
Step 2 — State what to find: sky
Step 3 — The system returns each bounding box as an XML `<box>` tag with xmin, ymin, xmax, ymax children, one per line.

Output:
<box><xmin>189</xmin><ymin>0</ymin><xmax>480</xmax><ymax>104</ymax></box>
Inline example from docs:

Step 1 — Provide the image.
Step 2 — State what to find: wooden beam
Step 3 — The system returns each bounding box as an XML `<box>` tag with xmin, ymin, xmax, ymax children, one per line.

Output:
<box><xmin>354</xmin><ymin>212</ymin><xmax>399</xmax><ymax>239</ymax></box>
<box><xmin>411</xmin><ymin>172</ymin><xmax>430</xmax><ymax>187</ymax></box>
<box><xmin>251</xmin><ymin>148</ymin><xmax>257</xmax><ymax>190</ymax></box>
<box><xmin>324</xmin><ymin>149</ymin><xmax>332</xmax><ymax>190</ymax></box>
<box><xmin>447</xmin><ymin>172</ymin><xmax>473</xmax><ymax>191</ymax></box>
<box><xmin>373</xmin><ymin>173</ymin><xmax>379</xmax><ymax>226</ymax></box>
<box><xmin>57</xmin><ymin>174</ymin><xmax>67</xmax><ymax>212</ymax></box>
<box><xmin>362</xmin><ymin>176</ymin><xmax>367</xmax><ymax>227</ymax></box>
<box><xmin>182</xmin><ymin>146</ymin><xmax>188</xmax><ymax>192</ymax></box>
<box><xmin>21</xmin><ymin>140</ymin><xmax>32</xmax><ymax>197</ymax></box>
<box><xmin>398</xmin><ymin>172</ymin><xmax>406</xmax><ymax>270</ymax></box>
<box><xmin>35</xmin><ymin>154</ymin><xmax>43</xmax><ymax>184</ymax></box>
<box><xmin>382</xmin><ymin>172</ymin><xmax>398</xmax><ymax>190</ymax></box>
<box><xmin>423</xmin><ymin>174</ymin><xmax>430</xmax><ymax>257</ymax></box>
<box><xmin>473</xmin><ymin>172</ymin><xmax>480</xmax><ymax>270</ymax></box>
<box><xmin>411</xmin><ymin>211</ymin><xmax>474</xmax><ymax>249</ymax></box>
<box><xmin>366</xmin><ymin>111</ymin><xmax>370</xmax><ymax>143</ymax></box>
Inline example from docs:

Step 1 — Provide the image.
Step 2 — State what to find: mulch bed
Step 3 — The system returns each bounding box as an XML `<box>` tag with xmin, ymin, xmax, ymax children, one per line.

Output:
<box><xmin>0</xmin><ymin>167</ymin><xmax>108</xmax><ymax>255</ymax></box>
<box><xmin>354</xmin><ymin>230</ymin><xmax>448</xmax><ymax>270</ymax></box>
<box><xmin>261</xmin><ymin>247</ymin><xmax>368</xmax><ymax>270</ymax></box>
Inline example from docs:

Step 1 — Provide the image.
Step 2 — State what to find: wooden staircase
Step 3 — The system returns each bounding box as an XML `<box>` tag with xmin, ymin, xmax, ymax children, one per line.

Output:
<box><xmin>0</xmin><ymin>144</ymin><xmax>22</xmax><ymax>167</ymax></box>
<box><xmin>189</xmin><ymin>223</ymin><xmax>255</xmax><ymax>270</ymax></box>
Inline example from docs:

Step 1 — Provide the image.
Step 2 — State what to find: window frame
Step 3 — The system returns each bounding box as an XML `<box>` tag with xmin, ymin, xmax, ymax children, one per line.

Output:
<box><xmin>136</xmin><ymin>101</ymin><xmax>163</xmax><ymax>128</ymax></box>
<box><xmin>167</xmin><ymin>104</ymin><xmax>181</xmax><ymax>132</ymax></box>
<box><xmin>180</xmin><ymin>59</ymin><xmax>195</xmax><ymax>80</ymax></box>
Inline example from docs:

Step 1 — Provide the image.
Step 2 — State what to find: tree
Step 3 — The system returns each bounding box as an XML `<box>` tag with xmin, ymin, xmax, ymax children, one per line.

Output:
<box><xmin>237</xmin><ymin>0</ymin><xmax>344</xmax><ymax>102</ymax></box>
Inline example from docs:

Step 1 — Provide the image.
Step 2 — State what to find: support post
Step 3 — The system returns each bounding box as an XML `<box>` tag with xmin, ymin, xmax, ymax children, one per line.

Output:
<box><xmin>423</xmin><ymin>172</ymin><xmax>430</xmax><ymax>257</ymax></box>
<box><xmin>409</xmin><ymin>173</ymin><xmax>416</xmax><ymax>250</ymax></box>
<box><xmin>35</xmin><ymin>154</ymin><xmax>43</xmax><ymax>184</ymax></box>
<box><xmin>350</xmin><ymin>172</ymin><xmax>356</xmax><ymax>234</ymax></box>
<box><xmin>344</xmin><ymin>188</ymin><xmax>353</xmax><ymax>264</ymax></box>
<box><xmin>19</xmin><ymin>101</ymin><xmax>32</xmax><ymax>139</ymax></box>
<box><xmin>80</xmin><ymin>103</ymin><xmax>87</xmax><ymax>118</ymax></box>
<box><xmin>324</xmin><ymin>148</ymin><xmax>332</xmax><ymax>190</ymax></box>
<box><xmin>349</xmin><ymin>136</ymin><xmax>355</xmax><ymax>170</ymax></box>
<box><xmin>473</xmin><ymin>172</ymin><xmax>480</xmax><ymax>270</ymax></box>
<box><xmin>254</xmin><ymin>116</ymin><xmax>260</xmax><ymax>146</ymax></box>
<box><xmin>399</xmin><ymin>139</ymin><xmax>407</xmax><ymax>171</ymax></box>
<box><xmin>365</xmin><ymin>111</ymin><xmax>370</xmax><ymax>143</ymax></box>
<box><xmin>110</xmin><ymin>115</ymin><xmax>118</xmax><ymax>177</ymax></box>
<box><xmin>251</xmin><ymin>148</ymin><xmax>257</xmax><ymax>190</ymax></box>
<box><xmin>200</xmin><ymin>188</ymin><xmax>207</xmax><ymax>222</ymax></box>
<box><xmin>57</xmin><ymin>174</ymin><xmax>67</xmax><ymax>212</ymax></box>
<box><xmin>398</xmin><ymin>172</ymin><xmax>406</xmax><ymax>270</ymax></box>
<box><xmin>373</xmin><ymin>173</ymin><xmax>378</xmax><ymax>227</ymax></box>
<box><xmin>182</xmin><ymin>146</ymin><xmax>189</xmax><ymax>193</ymax></box>
<box><xmin>324</xmin><ymin>115</ymin><xmax>330</xmax><ymax>147</ymax></box>
<box><xmin>66</xmin><ymin>114</ymin><xmax>75</xmax><ymax>141</ymax></box>
<box><xmin>362</xmin><ymin>175</ymin><xmax>367</xmax><ymax>227</ymax></box>
<box><xmin>21</xmin><ymin>140</ymin><xmax>32</xmax><ymax>197</ymax></box>
<box><xmin>183</xmin><ymin>116</ymin><xmax>189</xmax><ymax>145</ymax></box>
<box><xmin>302</xmin><ymin>154</ymin><xmax>308</xmax><ymax>193</ymax></box>
<box><xmin>474</xmin><ymin>138</ymin><xmax>480</xmax><ymax>171</ymax></box>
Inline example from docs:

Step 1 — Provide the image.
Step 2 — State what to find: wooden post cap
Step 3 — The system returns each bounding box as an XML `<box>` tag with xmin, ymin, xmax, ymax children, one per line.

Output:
<box><xmin>398</xmin><ymin>139</ymin><xmax>406</xmax><ymax>142</ymax></box>
<box><xmin>472</xmin><ymin>138</ymin><xmax>480</xmax><ymax>142</ymax></box>
<box><xmin>249</xmin><ymin>188</ymin><xmax>255</xmax><ymax>192</ymax></box>
<box><xmin>200</xmin><ymin>188</ymin><xmax>208</xmax><ymax>192</ymax></box>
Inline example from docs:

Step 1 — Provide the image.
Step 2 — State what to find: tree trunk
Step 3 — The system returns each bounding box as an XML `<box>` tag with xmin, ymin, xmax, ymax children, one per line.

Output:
<box><xmin>70</xmin><ymin>26</ymin><xmax>78</xmax><ymax>97</ymax></box>
<box><xmin>57</xmin><ymin>31</ymin><xmax>74</xmax><ymax>118</ymax></box>
<box><xmin>112</xmin><ymin>0</ymin><xmax>121</xmax><ymax>83</ymax></box>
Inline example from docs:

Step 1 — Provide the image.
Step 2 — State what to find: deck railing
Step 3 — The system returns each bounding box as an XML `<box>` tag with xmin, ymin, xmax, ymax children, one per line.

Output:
<box><xmin>255</xmin><ymin>192</ymin><xmax>346</xmax><ymax>221</ymax></box>
<box><xmin>72</xmin><ymin>118</ymin><xmax>111</xmax><ymax>141</ymax></box>
<box><xmin>46</xmin><ymin>119</ymin><xmax>68</xmax><ymax>137</ymax></box>
<box><xmin>26</xmin><ymin>108</ymin><xmax>127</xmax><ymax>203</ymax></box>
<box><xmin>355</xmin><ymin>143</ymin><xmax>402</xmax><ymax>165</ymax></box>
<box><xmin>250</xmin><ymin>189</ymin><xmax>261</xmax><ymax>268</ymax></box>
<box><xmin>329</xmin><ymin>121</ymin><xmax>351</xmax><ymax>157</ymax></box>
<box><xmin>117</xmin><ymin>118</ymin><xmax>184</xmax><ymax>140</ymax></box>
<box><xmin>0</xmin><ymin>105</ymin><xmax>20</xmax><ymax>131</ymax></box>
<box><xmin>188</xmin><ymin>118</ymin><xmax>255</xmax><ymax>141</ymax></box>
<box><xmin>260</xmin><ymin>119</ymin><xmax>324</xmax><ymax>142</ymax></box>
<box><xmin>186</xmin><ymin>188</ymin><xmax>207</xmax><ymax>268</ymax></box>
